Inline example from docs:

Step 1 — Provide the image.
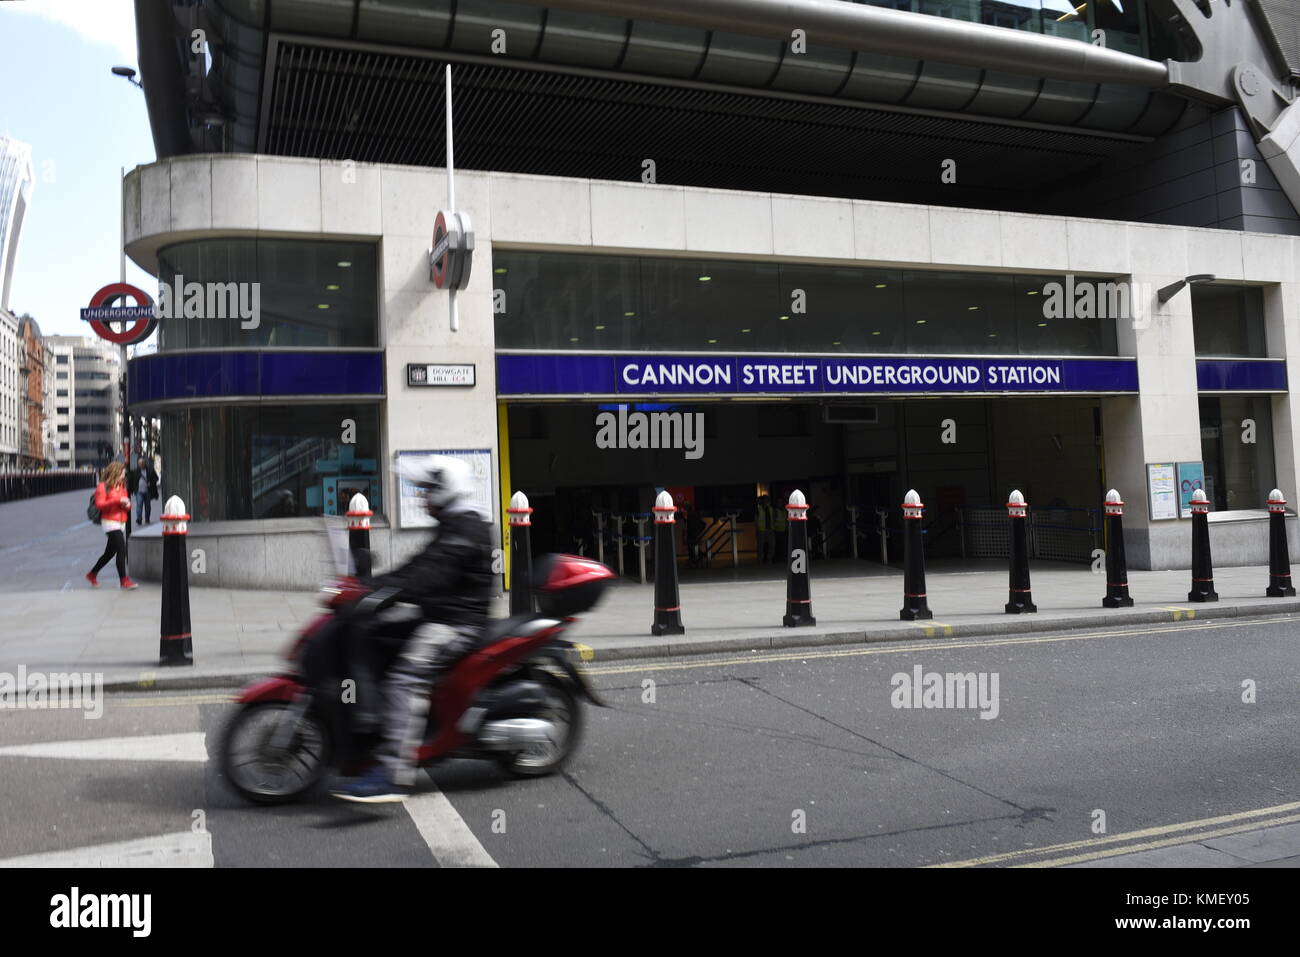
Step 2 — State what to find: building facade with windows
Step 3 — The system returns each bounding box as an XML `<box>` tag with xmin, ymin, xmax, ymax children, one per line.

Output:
<box><xmin>0</xmin><ymin>308</ymin><xmax>19</xmax><ymax>469</ymax></box>
<box><xmin>124</xmin><ymin>0</ymin><xmax>1300</xmax><ymax>587</ymax></box>
<box><xmin>45</xmin><ymin>336</ymin><xmax>122</xmax><ymax>470</ymax></box>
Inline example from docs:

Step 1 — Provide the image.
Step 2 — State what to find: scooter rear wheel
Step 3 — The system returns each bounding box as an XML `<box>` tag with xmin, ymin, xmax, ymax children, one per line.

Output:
<box><xmin>220</xmin><ymin>701</ymin><xmax>331</xmax><ymax>804</ymax></box>
<box><xmin>495</xmin><ymin>676</ymin><xmax>583</xmax><ymax>778</ymax></box>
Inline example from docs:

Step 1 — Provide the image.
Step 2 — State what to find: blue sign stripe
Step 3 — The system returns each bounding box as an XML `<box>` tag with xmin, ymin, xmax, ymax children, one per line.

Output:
<box><xmin>497</xmin><ymin>354</ymin><xmax>1140</xmax><ymax>396</ymax></box>
<box><xmin>127</xmin><ymin>352</ymin><xmax>384</xmax><ymax>404</ymax></box>
<box><xmin>1195</xmin><ymin>360</ymin><xmax>1287</xmax><ymax>392</ymax></box>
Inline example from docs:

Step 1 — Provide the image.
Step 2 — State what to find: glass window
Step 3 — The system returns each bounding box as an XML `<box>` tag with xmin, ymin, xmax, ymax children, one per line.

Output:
<box><xmin>156</xmin><ymin>239</ymin><xmax>378</xmax><ymax>350</ymax></box>
<box><xmin>493</xmin><ymin>251</ymin><xmax>1118</xmax><ymax>356</ymax></box>
<box><xmin>1192</xmin><ymin>285</ymin><xmax>1267</xmax><ymax>357</ymax></box>
<box><xmin>1199</xmin><ymin>395</ymin><xmax>1277</xmax><ymax>511</ymax></box>
<box><xmin>160</xmin><ymin>404</ymin><xmax>383</xmax><ymax>522</ymax></box>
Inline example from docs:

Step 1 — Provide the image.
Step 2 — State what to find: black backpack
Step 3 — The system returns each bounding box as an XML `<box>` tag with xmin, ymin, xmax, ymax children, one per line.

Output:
<box><xmin>87</xmin><ymin>490</ymin><xmax>101</xmax><ymax>524</ymax></box>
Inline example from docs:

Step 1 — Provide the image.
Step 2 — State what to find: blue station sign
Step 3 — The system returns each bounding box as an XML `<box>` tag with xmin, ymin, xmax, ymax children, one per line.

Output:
<box><xmin>497</xmin><ymin>354</ymin><xmax>1140</xmax><ymax>396</ymax></box>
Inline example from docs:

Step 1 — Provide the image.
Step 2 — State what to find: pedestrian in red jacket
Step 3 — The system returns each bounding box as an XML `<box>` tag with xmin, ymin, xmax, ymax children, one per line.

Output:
<box><xmin>87</xmin><ymin>461</ymin><xmax>139</xmax><ymax>589</ymax></box>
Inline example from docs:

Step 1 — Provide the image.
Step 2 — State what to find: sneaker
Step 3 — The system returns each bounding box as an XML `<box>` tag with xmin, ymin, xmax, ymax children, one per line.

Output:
<box><xmin>329</xmin><ymin>767</ymin><xmax>407</xmax><ymax>804</ymax></box>
<box><xmin>85</xmin><ymin>572</ymin><xmax>99</xmax><ymax>588</ymax></box>
<box><xmin>120</xmin><ymin>578</ymin><xmax>140</xmax><ymax>590</ymax></box>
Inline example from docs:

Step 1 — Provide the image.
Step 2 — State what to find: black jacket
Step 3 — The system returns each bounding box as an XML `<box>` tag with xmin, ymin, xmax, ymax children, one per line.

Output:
<box><xmin>368</xmin><ymin>503</ymin><xmax>495</xmax><ymax>630</ymax></box>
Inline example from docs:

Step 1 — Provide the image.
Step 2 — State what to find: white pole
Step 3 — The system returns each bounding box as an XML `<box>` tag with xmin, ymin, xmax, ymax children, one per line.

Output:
<box><xmin>445</xmin><ymin>64</ymin><xmax>459</xmax><ymax>333</ymax></box>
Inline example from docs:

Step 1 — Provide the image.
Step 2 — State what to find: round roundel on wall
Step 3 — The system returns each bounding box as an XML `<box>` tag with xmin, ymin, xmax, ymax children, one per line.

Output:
<box><xmin>428</xmin><ymin>209</ymin><xmax>474</xmax><ymax>290</ymax></box>
<box><xmin>82</xmin><ymin>283</ymin><xmax>157</xmax><ymax>345</ymax></box>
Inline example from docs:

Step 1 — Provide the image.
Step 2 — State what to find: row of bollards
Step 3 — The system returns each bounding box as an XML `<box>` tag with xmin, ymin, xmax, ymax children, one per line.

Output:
<box><xmin>156</xmin><ymin>480</ymin><xmax>1300</xmax><ymax>663</ymax></box>
<box><xmin>611</xmin><ymin>484</ymin><xmax>1296</xmax><ymax>633</ymax></box>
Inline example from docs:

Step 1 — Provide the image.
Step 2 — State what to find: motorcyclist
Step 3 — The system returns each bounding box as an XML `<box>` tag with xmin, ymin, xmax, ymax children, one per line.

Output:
<box><xmin>331</xmin><ymin>455</ymin><xmax>495</xmax><ymax>803</ymax></box>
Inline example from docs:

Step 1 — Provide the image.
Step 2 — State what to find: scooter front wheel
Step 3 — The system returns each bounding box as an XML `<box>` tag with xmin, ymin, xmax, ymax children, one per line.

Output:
<box><xmin>220</xmin><ymin>701</ymin><xmax>331</xmax><ymax>804</ymax></box>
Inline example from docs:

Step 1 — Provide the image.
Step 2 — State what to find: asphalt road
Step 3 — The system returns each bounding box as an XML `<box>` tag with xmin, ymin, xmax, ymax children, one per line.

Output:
<box><xmin>0</xmin><ymin>613</ymin><xmax>1296</xmax><ymax>867</ymax></box>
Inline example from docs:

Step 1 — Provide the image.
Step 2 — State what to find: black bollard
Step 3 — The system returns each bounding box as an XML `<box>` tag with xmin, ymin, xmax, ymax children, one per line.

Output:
<box><xmin>650</xmin><ymin>490</ymin><xmax>685</xmax><ymax>636</ymax></box>
<box><xmin>899</xmin><ymin>489</ymin><xmax>933</xmax><ymax>621</ymax></box>
<box><xmin>346</xmin><ymin>492</ymin><xmax>373</xmax><ymax>578</ymax></box>
<box><xmin>1004</xmin><ymin>490</ymin><xmax>1037</xmax><ymax>614</ymax></box>
<box><xmin>507</xmin><ymin>490</ymin><xmax>534</xmax><ymax>615</ymax></box>
<box><xmin>1101</xmin><ymin>489</ymin><xmax>1134</xmax><ymax>608</ymax></box>
<box><xmin>782</xmin><ymin>489</ymin><xmax>816</xmax><ymax>627</ymax></box>
<box><xmin>1187</xmin><ymin>489</ymin><xmax>1218</xmax><ymax>602</ymax></box>
<box><xmin>1266</xmin><ymin>489</ymin><xmax>1295</xmax><ymax>597</ymax></box>
<box><xmin>159</xmin><ymin>495</ymin><xmax>194</xmax><ymax>666</ymax></box>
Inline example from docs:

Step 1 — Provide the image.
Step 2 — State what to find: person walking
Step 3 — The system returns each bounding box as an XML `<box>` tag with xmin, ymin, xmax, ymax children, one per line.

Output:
<box><xmin>135</xmin><ymin>467</ymin><xmax>150</xmax><ymax>526</ymax></box>
<box><xmin>145</xmin><ymin>466</ymin><xmax>159</xmax><ymax>524</ymax></box>
<box><xmin>87</xmin><ymin>461</ymin><xmax>139</xmax><ymax>589</ymax></box>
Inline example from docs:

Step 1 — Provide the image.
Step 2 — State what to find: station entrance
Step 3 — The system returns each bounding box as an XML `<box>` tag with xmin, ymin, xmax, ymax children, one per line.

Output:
<box><xmin>502</xmin><ymin>396</ymin><xmax>1106</xmax><ymax>576</ymax></box>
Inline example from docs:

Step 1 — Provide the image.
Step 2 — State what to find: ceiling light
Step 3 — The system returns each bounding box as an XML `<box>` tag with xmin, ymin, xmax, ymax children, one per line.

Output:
<box><xmin>698</xmin><ymin>276</ymin><xmax>712</xmax><ymax>282</ymax></box>
<box><xmin>325</xmin><ymin>284</ymin><xmax>340</xmax><ymax>291</ymax></box>
<box><xmin>707</xmin><ymin>339</ymin><xmax>718</xmax><ymax>344</ymax></box>
<box><xmin>871</xmin><ymin>331</ymin><xmax>881</xmax><ymax>336</ymax></box>
<box><xmin>968</xmin><ymin>306</ymin><xmax>980</xmax><ymax>311</ymax></box>
<box><xmin>779</xmin><ymin>315</ymin><xmax>790</xmax><ymax>321</ymax></box>
<box><xmin>337</xmin><ymin>261</ymin><xmax>352</xmax><ymax>268</ymax></box>
<box><xmin>874</xmin><ymin>283</ymin><xmax>888</xmax><ymax>289</ymax></box>
<box><xmin>595</xmin><ymin>325</ymin><xmax>606</xmax><ymax>330</ymax></box>
<box><xmin>569</xmin><ymin>337</ymin><xmax>580</xmax><ymax>342</ymax></box>
<box><xmin>916</xmin><ymin>319</ymin><xmax>927</xmax><ymax>324</ymax></box>
<box><xmin>1037</xmin><ymin>322</ymin><xmax>1047</xmax><ymax>327</ymax></box>
<box><xmin>741</xmin><ymin>328</ymin><xmax>751</xmax><ymax>333</ymax></box>
<box><xmin>1026</xmin><ymin>289</ymin><xmax>1039</xmax><ymax>296</ymax></box>
<box><xmin>624</xmin><ymin>311</ymin><xmax>636</xmax><ymax>317</ymax></box>
<box><xmin>494</xmin><ymin>267</ymin><xmax>508</xmax><ymax>275</ymax></box>
<box><xmin>316</xmin><ymin>304</ymin><xmax>330</xmax><ymax>310</ymax></box>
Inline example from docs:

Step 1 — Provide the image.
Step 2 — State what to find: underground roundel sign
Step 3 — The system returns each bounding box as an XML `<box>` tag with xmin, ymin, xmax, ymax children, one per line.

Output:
<box><xmin>81</xmin><ymin>282</ymin><xmax>157</xmax><ymax>345</ymax></box>
<box><xmin>429</xmin><ymin>209</ymin><xmax>475</xmax><ymax>290</ymax></box>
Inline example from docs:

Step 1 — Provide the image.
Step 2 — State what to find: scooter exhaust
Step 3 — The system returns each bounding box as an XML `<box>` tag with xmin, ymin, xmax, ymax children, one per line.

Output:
<box><xmin>477</xmin><ymin>718</ymin><xmax>558</xmax><ymax>750</ymax></box>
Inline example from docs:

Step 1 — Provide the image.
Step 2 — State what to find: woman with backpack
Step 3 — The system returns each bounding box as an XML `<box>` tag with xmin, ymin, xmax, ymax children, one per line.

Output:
<box><xmin>87</xmin><ymin>461</ymin><xmax>139</xmax><ymax>590</ymax></box>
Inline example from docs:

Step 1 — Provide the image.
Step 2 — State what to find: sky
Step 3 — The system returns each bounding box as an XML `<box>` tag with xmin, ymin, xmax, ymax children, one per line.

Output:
<box><xmin>0</xmin><ymin>0</ymin><xmax>159</xmax><ymax>338</ymax></box>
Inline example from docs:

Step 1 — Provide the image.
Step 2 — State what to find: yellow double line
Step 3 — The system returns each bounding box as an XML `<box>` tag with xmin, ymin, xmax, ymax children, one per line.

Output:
<box><xmin>583</xmin><ymin>615</ymin><xmax>1290</xmax><ymax>677</ymax></box>
<box><xmin>932</xmin><ymin>801</ymin><xmax>1300</xmax><ymax>868</ymax></box>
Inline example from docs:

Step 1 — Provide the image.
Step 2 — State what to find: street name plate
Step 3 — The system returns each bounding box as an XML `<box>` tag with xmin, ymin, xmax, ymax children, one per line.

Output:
<box><xmin>408</xmin><ymin>363</ymin><xmax>476</xmax><ymax>387</ymax></box>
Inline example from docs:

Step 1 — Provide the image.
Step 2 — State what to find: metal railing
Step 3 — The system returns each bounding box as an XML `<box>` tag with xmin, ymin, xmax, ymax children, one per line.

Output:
<box><xmin>0</xmin><ymin>469</ymin><xmax>98</xmax><ymax>504</ymax></box>
<box><xmin>957</xmin><ymin>505</ymin><xmax>1101</xmax><ymax>564</ymax></box>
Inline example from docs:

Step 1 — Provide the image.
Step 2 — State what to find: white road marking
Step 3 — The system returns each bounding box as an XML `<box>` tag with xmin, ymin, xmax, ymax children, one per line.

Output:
<box><xmin>0</xmin><ymin>831</ymin><xmax>213</xmax><ymax>868</ymax></box>
<box><xmin>404</xmin><ymin>786</ymin><xmax>498</xmax><ymax>868</ymax></box>
<box><xmin>0</xmin><ymin>732</ymin><xmax>208</xmax><ymax>763</ymax></box>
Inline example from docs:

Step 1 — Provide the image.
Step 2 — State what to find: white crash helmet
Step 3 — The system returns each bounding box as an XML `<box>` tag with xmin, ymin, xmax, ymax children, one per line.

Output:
<box><xmin>397</xmin><ymin>455</ymin><xmax>474</xmax><ymax>511</ymax></box>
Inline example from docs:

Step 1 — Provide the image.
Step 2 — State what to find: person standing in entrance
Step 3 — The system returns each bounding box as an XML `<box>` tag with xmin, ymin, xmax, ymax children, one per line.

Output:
<box><xmin>87</xmin><ymin>462</ymin><xmax>139</xmax><ymax>590</ymax></box>
<box><xmin>771</xmin><ymin>491</ymin><xmax>789</xmax><ymax>562</ymax></box>
<box><xmin>756</xmin><ymin>494</ymin><xmax>775</xmax><ymax>563</ymax></box>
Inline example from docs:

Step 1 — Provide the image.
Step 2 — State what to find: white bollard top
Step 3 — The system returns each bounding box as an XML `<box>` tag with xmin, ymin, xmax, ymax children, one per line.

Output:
<box><xmin>1269</xmin><ymin>488</ymin><xmax>1284</xmax><ymax>502</ymax></box>
<box><xmin>347</xmin><ymin>492</ymin><xmax>370</xmax><ymax>514</ymax></box>
<box><xmin>1008</xmin><ymin>489</ymin><xmax>1025</xmax><ymax>506</ymax></box>
<box><xmin>788</xmin><ymin>489</ymin><xmax>806</xmax><ymax>507</ymax></box>
<box><xmin>163</xmin><ymin>495</ymin><xmax>186</xmax><ymax>517</ymax></box>
<box><xmin>903</xmin><ymin>489</ymin><xmax>921</xmax><ymax>506</ymax></box>
<box><xmin>1191</xmin><ymin>489</ymin><xmax>1209</xmax><ymax>503</ymax></box>
<box><xmin>509</xmin><ymin>490</ymin><xmax>530</xmax><ymax>511</ymax></box>
<box><xmin>1105</xmin><ymin>489</ymin><xmax>1122</xmax><ymax>504</ymax></box>
<box><xmin>655</xmin><ymin>489</ymin><xmax>674</xmax><ymax>510</ymax></box>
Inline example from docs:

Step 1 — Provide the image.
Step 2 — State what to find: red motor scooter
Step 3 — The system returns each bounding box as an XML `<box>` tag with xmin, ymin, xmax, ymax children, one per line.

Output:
<box><xmin>219</xmin><ymin>553</ymin><xmax>615</xmax><ymax>804</ymax></box>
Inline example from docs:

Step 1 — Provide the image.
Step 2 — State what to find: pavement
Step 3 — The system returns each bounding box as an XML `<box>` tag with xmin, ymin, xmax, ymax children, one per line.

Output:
<box><xmin>5</xmin><ymin>488</ymin><xmax>1300</xmax><ymax>691</ymax></box>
